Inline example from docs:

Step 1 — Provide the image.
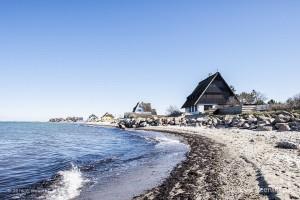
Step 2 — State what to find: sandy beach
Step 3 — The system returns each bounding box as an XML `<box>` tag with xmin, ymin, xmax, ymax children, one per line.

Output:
<box><xmin>132</xmin><ymin>126</ymin><xmax>300</xmax><ymax>200</ymax></box>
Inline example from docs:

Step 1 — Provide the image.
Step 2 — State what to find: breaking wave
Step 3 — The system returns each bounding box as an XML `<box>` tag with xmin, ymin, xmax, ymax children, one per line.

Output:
<box><xmin>44</xmin><ymin>164</ymin><xmax>86</xmax><ymax>200</ymax></box>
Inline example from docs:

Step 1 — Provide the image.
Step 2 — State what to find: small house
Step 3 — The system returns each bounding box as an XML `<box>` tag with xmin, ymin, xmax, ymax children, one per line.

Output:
<box><xmin>132</xmin><ymin>102</ymin><xmax>157</xmax><ymax>115</ymax></box>
<box><xmin>182</xmin><ymin>72</ymin><xmax>240</xmax><ymax>114</ymax></box>
<box><xmin>101</xmin><ymin>112</ymin><xmax>115</xmax><ymax>122</ymax></box>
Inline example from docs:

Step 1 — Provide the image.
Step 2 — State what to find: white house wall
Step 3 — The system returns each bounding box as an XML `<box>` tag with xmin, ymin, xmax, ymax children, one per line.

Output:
<box><xmin>197</xmin><ymin>105</ymin><xmax>204</xmax><ymax>113</ymax></box>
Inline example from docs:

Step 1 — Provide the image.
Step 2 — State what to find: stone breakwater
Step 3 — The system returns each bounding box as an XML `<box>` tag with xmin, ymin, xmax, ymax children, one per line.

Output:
<box><xmin>118</xmin><ymin>111</ymin><xmax>300</xmax><ymax>132</ymax></box>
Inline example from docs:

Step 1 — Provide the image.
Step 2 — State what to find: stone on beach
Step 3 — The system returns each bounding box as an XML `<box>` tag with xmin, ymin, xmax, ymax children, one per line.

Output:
<box><xmin>276</xmin><ymin>141</ymin><xmax>299</xmax><ymax>149</ymax></box>
<box><xmin>242</xmin><ymin>123</ymin><xmax>250</xmax><ymax>129</ymax></box>
<box><xmin>256</xmin><ymin>125</ymin><xmax>273</xmax><ymax>131</ymax></box>
<box><xmin>275</xmin><ymin>123</ymin><xmax>291</xmax><ymax>132</ymax></box>
<box><xmin>275</xmin><ymin>114</ymin><xmax>291</xmax><ymax>123</ymax></box>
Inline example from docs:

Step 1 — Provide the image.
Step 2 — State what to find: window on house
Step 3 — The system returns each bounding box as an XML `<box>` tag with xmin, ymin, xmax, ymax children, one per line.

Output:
<box><xmin>204</xmin><ymin>105</ymin><xmax>213</xmax><ymax>111</ymax></box>
<box><xmin>195</xmin><ymin>106</ymin><xmax>198</xmax><ymax>112</ymax></box>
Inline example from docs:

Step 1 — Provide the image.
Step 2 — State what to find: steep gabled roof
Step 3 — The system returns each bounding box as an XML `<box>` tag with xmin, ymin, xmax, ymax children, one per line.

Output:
<box><xmin>101</xmin><ymin>112</ymin><xmax>114</xmax><ymax>118</ymax></box>
<box><xmin>133</xmin><ymin>102</ymin><xmax>152</xmax><ymax>113</ymax></box>
<box><xmin>181</xmin><ymin>72</ymin><xmax>238</xmax><ymax>108</ymax></box>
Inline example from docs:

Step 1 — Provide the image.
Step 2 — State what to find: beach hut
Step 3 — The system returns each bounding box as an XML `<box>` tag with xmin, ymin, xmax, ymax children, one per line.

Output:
<box><xmin>182</xmin><ymin>72</ymin><xmax>240</xmax><ymax>114</ymax></box>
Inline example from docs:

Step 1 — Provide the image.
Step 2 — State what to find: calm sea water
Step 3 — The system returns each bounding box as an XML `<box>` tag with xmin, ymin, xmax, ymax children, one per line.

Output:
<box><xmin>0</xmin><ymin>122</ymin><xmax>187</xmax><ymax>200</ymax></box>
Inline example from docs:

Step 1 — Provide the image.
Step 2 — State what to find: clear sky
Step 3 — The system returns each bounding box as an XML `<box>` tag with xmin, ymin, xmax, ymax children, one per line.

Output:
<box><xmin>0</xmin><ymin>0</ymin><xmax>299</xmax><ymax>121</ymax></box>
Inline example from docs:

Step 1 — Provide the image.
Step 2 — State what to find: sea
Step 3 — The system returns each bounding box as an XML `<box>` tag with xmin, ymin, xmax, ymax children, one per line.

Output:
<box><xmin>0</xmin><ymin>122</ymin><xmax>188</xmax><ymax>200</ymax></box>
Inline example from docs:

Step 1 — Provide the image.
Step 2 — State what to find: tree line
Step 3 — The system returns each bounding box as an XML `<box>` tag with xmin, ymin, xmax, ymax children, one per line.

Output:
<box><xmin>231</xmin><ymin>85</ymin><xmax>300</xmax><ymax>110</ymax></box>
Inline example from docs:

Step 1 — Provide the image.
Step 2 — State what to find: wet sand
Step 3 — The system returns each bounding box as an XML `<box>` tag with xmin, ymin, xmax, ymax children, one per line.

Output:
<box><xmin>134</xmin><ymin>127</ymin><xmax>262</xmax><ymax>200</ymax></box>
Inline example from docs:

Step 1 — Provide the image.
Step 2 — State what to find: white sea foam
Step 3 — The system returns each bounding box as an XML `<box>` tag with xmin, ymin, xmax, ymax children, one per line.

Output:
<box><xmin>45</xmin><ymin>164</ymin><xmax>86</xmax><ymax>200</ymax></box>
<box><xmin>153</xmin><ymin>136</ymin><xmax>181</xmax><ymax>146</ymax></box>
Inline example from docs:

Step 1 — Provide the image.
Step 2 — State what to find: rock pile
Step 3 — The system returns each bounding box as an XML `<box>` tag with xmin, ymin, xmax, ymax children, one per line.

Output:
<box><xmin>49</xmin><ymin>116</ymin><xmax>84</xmax><ymax>123</ymax></box>
<box><xmin>118</xmin><ymin>117</ymin><xmax>162</xmax><ymax>129</ymax></box>
<box><xmin>118</xmin><ymin>111</ymin><xmax>300</xmax><ymax>132</ymax></box>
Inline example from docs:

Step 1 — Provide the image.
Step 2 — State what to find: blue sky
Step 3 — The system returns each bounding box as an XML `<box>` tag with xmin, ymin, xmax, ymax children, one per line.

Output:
<box><xmin>0</xmin><ymin>0</ymin><xmax>299</xmax><ymax>121</ymax></box>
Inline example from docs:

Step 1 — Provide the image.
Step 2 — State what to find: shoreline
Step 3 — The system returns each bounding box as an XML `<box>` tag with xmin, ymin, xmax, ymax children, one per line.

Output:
<box><xmin>133</xmin><ymin>126</ymin><xmax>300</xmax><ymax>200</ymax></box>
<box><xmin>77</xmin><ymin>129</ymin><xmax>188</xmax><ymax>200</ymax></box>
<box><xmin>133</xmin><ymin>127</ymin><xmax>226</xmax><ymax>199</ymax></box>
<box><xmin>133</xmin><ymin>126</ymin><xmax>261</xmax><ymax>200</ymax></box>
<box><xmin>83</xmin><ymin>123</ymin><xmax>300</xmax><ymax>199</ymax></box>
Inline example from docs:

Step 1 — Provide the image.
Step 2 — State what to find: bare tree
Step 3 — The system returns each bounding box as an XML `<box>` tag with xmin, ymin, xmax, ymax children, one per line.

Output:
<box><xmin>237</xmin><ymin>92</ymin><xmax>255</xmax><ymax>104</ymax></box>
<box><xmin>287</xmin><ymin>93</ymin><xmax>300</xmax><ymax>109</ymax></box>
<box><xmin>237</xmin><ymin>90</ymin><xmax>267</xmax><ymax>105</ymax></box>
<box><xmin>252</xmin><ymin>90</ymin><xmax>267</xmax><ymax>105</ymax></box>
<box><xmin>166</xmin><ymin>105</ymin><xmax>182</xmax><ymax>117</ymax></box>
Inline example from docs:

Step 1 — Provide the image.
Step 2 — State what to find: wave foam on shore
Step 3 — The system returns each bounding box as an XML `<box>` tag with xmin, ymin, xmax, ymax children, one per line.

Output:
<box><xmin>44</xmin><ymin>164</ymin><xmax>86</xmax><ymax>200</ymax></box>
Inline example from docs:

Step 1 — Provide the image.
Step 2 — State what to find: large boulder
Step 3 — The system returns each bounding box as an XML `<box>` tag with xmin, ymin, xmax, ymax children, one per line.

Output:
<box><xmin>169</xmin><ymin>120</ymin><xmax>175</xmax><ymax>125</ymax></box>
<box><xmin>119</xmin><ymin>123</ymin><xmax>126</xmax><ymax>129</ymax></box>
<box><xmin>277</xmin><ymin>111</ymin><xmax>294</xmax><ymax>118</ymax></box>
<box><xmin>257</xmin><ymin>121</ymin><xmax>267</xmax><ymax>127</ymax></box>
<box><xmin>190</xmin><ymin>118</ymin><xmax>197</xmax><ymax>123</ymax></box>
<box><xmin>248</xmin><ymin>117</ymin><xmax>258</xmax><ymax>124</ymax></box>
<box><xmin>256</xmin><ymin>125</ymin><xmax>273</xmax><ymax>131</ymax></box>
<box><xmin>274</xmin><ymin>114</ymin><xmax>291</xmax><ymax>123</ymax></box>
<box><xmin>237</xmin><ymin>119</ymin><xmax>246</xmax><ymax>127</ymax></box>
<box><xmin>196</xmin><ymin>117</ymin><xmax>205</xmax><ymax>122</ymax></box>
<box><xmin>275</xmin><ymin>123</ymin><xmax>291</xmax><ymax>132</ymax></box>
<box><xmin>224</xmin><ymin>115</ymin><xmax>233</xmax><ymax>125</ymax></box>
<box><xmin>249</xmin><ymin>124</ymin><xmax>257</xmax><ymax>130</ymax></box>
<box><xmin>155</xmin><ymin>119</ymin><xmax>162</xmax><ymax>126</ymax></box>
<box><xmin>293</xmin><ymin>113</ymin><xmax>300</xmax><ymax>119</ymax></box>
<box><xmin>289</xmin><ymin>122</ymin><xmax>300</xmax><ymax>131</ymax></box>
<box><xmin>256</xmin><ymin>115</ymin><xmax>268</xmax><ymax>121</ymax></box>
<box><xmin>257</xmin><ymin>116</ymin><xmax>273</xmax><ymax>125</ymax></box>
<box><xmin>212</xmin><ymin>118</ymin><xmax>219</xmax><ymax>126</ymax></box>
<box><xmin>139</xmin><ymin>121</ymin><xmax>148</xmax><ymax>127</ymax></box>
<box><xmin>146</xmin><ymin>118</ymin><xmax>153</xmax><ymax>124</ymax></box>
<box><xmin>231</xmin><ymin>117</ymin><xmax>240</xmax><ymax>127</ymax></box>
<box><xmin>242</xmin><ymin>123</ymin><xmax>250</xmax><ymax>129</ymax></box>
<box><xmin>174</xmin><ymin>118</ymin><xmax>180</xmax><ymax>125</ymax></box>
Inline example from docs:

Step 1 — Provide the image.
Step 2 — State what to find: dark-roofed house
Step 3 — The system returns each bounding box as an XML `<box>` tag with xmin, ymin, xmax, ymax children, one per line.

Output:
<box><xmin>182</xmin><ymin>72</ymin><xmax>240</xmax><ymax>114</ymax></box>
<box><xmin>133</xmin><ymin>102</ymin><xmax>157</xmax><ymax>115</ymax></box>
